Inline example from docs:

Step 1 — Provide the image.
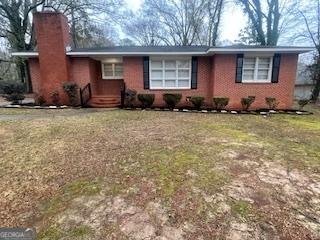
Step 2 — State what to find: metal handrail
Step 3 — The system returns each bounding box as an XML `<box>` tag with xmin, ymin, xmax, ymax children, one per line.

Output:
<box><xmin>80</xmin><ymin>83</ymin><xmax>92</xmax><ymax>107</ymax></box>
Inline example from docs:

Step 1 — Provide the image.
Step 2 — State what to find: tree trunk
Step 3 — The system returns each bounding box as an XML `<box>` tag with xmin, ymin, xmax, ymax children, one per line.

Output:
<box><xmin>311</xmin><ymin>76</ymin><xmax>320</xmax><ymax>102</ymax></box>
<box><xmin>311</xmin><ymin>55</ymin><xmax>320</xmax><ymax>102</ymax></box>
<box><xmin>16</xmin><ymin>59</ymin><xmax>33</xmax><ymax>93</ymax></box>
<box><xmin>25</xmin><ymin>60</ymin><xmax>33</xmax><ymax>93</ymax></box>
<box><xmin>71</xmin><ymin>6</ymin><xmax>78</xmax><ymax>48</ymax></box>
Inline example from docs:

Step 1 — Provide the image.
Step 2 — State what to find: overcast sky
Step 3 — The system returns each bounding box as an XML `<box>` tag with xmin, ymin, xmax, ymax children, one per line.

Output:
<box><xmin>125</xmin><ymin>0</ymin><xmax>247</xmax><ymax>42</ymax></box>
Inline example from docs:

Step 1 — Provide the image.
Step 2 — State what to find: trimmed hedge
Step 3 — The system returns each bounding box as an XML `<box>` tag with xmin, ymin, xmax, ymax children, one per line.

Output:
<box><xmin>163</xmin><ymin>93</ymin><xmax>182</xmax><ymax>109</ymax></box>
<box><xmin>62</xmin><ymin>82</ymin><xmax>79</xmax><ymax>106</ymax></box>
<box><xmin>138</xmin><ymin>93</ymin><xmax>155</xmax><ymax>108</ymax></box>
<box><xmin>37</xmin><ymin>95</ymin><xmax>46</xmax><ymax>106</ymax></box>
<box><xmin>298</xmin><ymin>99</ymin><xmax>309</xmax><ymax>110</ymax></box>
<box><xmin>265</xmin><ymin>97</ymin><xmax>279</xmax><ymax>109</ymax></box>
<box><xmin>124</xmin><ymin>88</ymin><xmax>137</xmax><ymax>107</ymax></box>
<box><xmin>241</xmin><ymin>96</ymin><xmax>255</xmax><ymax>111</ymax></box>
<box><xmin>190</xmin><ymin>96</ymin><xmax>205</xmax><ymax>110</ymax></box>
<box><xmin>213</xmin><ymin>97</ymin><xmax>229</xmax><ymax>110</ymax></box>
<box><xmin>50</xmin><ymin>91</ymin><xmax>61</xmax><ymax>106</ymax></box>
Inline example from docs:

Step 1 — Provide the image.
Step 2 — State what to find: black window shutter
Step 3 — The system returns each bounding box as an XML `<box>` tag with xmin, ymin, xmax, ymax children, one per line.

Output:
<box><xmin>143</xmin><ymin>56</ymin><xmax>150</xmax><ymax>89</ymax></box>
<box><xmin>235</xmin><ymin>54</ymin><xmax>244</xmax><ymax>83</ymax></box>
<box><xmin>191</xmin><ymin>56</ymin><xmax>198</xmax><ymax>89</ymax></box>
<box><xmin>271</xmin><ymin>54</ymin><xmax>281</xmax><ymax>83</ymax></box>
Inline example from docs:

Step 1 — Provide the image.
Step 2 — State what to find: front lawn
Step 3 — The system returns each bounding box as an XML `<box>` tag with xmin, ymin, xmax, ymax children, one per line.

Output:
<box><xmin>0</xmin><ymin>105</ymin><xmax>319</xmax><ymax>239</ymax></box>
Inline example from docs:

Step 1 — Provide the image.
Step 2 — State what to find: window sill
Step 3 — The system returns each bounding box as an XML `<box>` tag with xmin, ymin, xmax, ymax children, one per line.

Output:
<box><xmin>241</xmin><ymin>80</ymin><xmax>272</xmax><ymax>84</ymax></box>
<box><xmin>149</xmin><ymin>87</ymin><xmax>191</xmax><ymax>90</ymax></box>
<box><xmin>102</xmin><ymin>77</ymin><xmax>123</xmax><ymax>80</ymax></box>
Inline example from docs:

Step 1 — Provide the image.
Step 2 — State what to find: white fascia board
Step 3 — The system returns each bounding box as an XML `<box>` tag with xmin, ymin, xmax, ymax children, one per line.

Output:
<box><xmin>11</xmin><ymin>52</ymin><xmax>39</xmax><ymax>57</ymax></box>
<box><xmin>66</xmin><ymin>51</ymin><xmax>207</xmax><ymax>56</ymax></box>
<box><xmin>208</xmin><ymin>47</ymin><xmax>314</xmax><ymax>54</ymax></box>
<box><xmin>11</xmin><ymin>47</ymin><xmax>314</xmax><ymax>58</ymax></box>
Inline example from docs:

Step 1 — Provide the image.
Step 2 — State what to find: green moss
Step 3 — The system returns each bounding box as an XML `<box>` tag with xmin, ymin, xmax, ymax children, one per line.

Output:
<box><xmin>41</xmin><ymin>179</ymin><xmax>101</xmax><ymax>216</ymax></box>
<box><xmin>69</xmin><ymin>225</ymin><xmax>93</xmax><ymax>237</ymax></box>
<box><xmin>37</xmin><ymin>226</ymin><xmax>62</xmax><ymax>240</ymax></box>
<box><xmin>37</xmin><ymin>225</ymin><xmax>93</xmax><ymax>240</ymax></box>
<box><xmin>197</xmin><ymin>123</ymin><xmax>257</xmax><ymax>142</ymax></box>
<box><xmin>132</xmin><ymin>148</ymin><xmax>229</xmax><ymax>199</ymax></box>
<box><xmin>285</xmin><ymin>117</ymin><xmax>320</xmax><ymax>131</ymax></box>
<box><xmin>231</xmin><ymin>200</ymin><xmax>253</xmax><ymax>221</ymax></box>
<box><xmin>64</xmin><ymin>179</ymin><xmax>101</xmax><ymax>196</ymax></box>
<box><xmin>106</xmin><ymin>182</ymin><xmax>127</xmax><ymax>196</ymax></box>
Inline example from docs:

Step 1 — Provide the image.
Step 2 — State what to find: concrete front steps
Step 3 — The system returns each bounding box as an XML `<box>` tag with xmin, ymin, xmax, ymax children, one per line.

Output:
<box><xmin>88</xmin><ymin>95</ymin><xmax>121</xmax><ymax>108</ymax></box>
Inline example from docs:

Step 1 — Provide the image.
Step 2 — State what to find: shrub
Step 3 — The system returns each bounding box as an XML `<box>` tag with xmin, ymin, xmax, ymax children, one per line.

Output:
<box><xmin>137</xmin><ymin>93</ymin><xmax>155</xmax><ymax>108</ymax></box>
<box><xmin>265</xmin><ymin>97</ymin><xmax>279</xmax><ymax>109</ymax></box>
<box><xmin>298</xmin><ymin>99</ymin><xmax>309</xmax><ymax>110</ymax></box>
<box><xmin>37</xmin><ymin>95</ymin><xmax>46</xmax><ymax>106</ymax></box>
<box><xmin>0</xmin><ymin>81</ymin><xmax>11</xmax><ymax>94</ymax></box>
<box><xmin>4</xmin><ymin>93</ymin><xmax>25</xmax><ymax>104</ymax></box>
<box><xmin>1</xmin><ymin>82</ymin><xmax>26</xmax><ymax>104</ymax></box>
<box><xmin>163</xmin><ymin>93</ymin><xmax>182</xmax><ymax>109</ymax></box>
<box><xmin>213</xmin><ymin>97</ymin><xmax>229</xmax><ymax>110</ymax></box>
<box><xmin>124</xmin><ymin>89</ymin><xmax>137</xmax><ymax>107</ymax></box>
<box><xmin>190</xmin><ymin>96</ymin><xmax>205</xmax><ymax>110</ymax></box>
<box><xmin>241</xmin><ymin>96</ymin><xmax>255</xmax><ymax>111</ymax></box>
<box><xmin>62</xmin><ymin>82</ymin><xmax>79</xmax><ymax>106</ymax></box>
<box><xmin>50</xmin><ymin>91</ymin><xmax>60</xmax><ymax>106</ymax></box>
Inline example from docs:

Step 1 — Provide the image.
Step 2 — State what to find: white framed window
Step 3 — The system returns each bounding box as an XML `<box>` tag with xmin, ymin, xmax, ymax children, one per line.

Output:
<box><xmin>149</xmin><ymin>57</ymin><xmax>191</xmax><ymax>89</ymax></box>
<box><xmin>242</xmin><ymin>56</ymin><xmax>273</xmax><ymax>83</ymax></box>
<box><xmin>102</xmin><ymin>62</ymin><xmax>123</xmax><ymax>79</ymax></box>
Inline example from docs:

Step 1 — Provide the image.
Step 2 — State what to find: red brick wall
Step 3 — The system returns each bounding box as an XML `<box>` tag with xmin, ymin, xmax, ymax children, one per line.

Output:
<box><xmin>93</xmin><ymin>62</ymin><xmax>124</xmax><ymax>96</ymax></box>
<box><xmin>212</xmin><ymin>54</ymin><xmax>298</xmax><ymax>109</ymax></box>
<box><xmin>70</xmin><ymin>58</ymin><xmax>93</xmax><ymax>89</ymax></box>
<box><xmin>123</xmin><ymin>54</ymin><xmax>297</xmax><ymax>109</ymax></box>
<box><xmin>34</xmin><ymin>12</ymin><xmax>71</xmax><ymax>104</ymax></box>
<box><xmin>123</xmin><ymin>56</ymin><xmax>212</xmax><ymax>107</ymax></box>
<box><xmin>28</xmin><ymin>23</ymin><xmax>298</xmax><ymax>110</ymax></box>
<box><xmin>28</xmin><ymin>58</ymin><xmax>41</xmax><ymax>95</ymax></box>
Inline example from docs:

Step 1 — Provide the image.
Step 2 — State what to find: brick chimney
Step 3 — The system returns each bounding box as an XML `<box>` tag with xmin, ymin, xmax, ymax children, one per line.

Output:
<box><xmin>34</xmin><ymin>11</ymin><xmax>71</xmax><ymax>104</ymax></box>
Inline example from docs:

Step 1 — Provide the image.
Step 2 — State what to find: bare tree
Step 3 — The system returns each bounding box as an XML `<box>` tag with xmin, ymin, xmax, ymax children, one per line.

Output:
<box><xmin>237</xmin><ymin>0</ymin><xmax>298</xmax><ymax>46</ymax></box>
<box><xmin>45</xmin><ymin>0</ymin><xmax>123</xmax><ymax>48</ymax></box>
<box><xmin>0</xmin><ymin>0</ymin><xmax>123</xmax><ymax>91</ymax></box>
<box><xmin>125</xmin><ymin>0</ymin><xmax>224</xmax><ymax>46</ymax></box>
<box><xmin>204</xmin><ymin>0</ymin><xmax>224</xmax><ymax>46</ymax></box>
<box><xmin>299</xmin><ymin>0</ymin><xmax>320</xmax><ymax>102</ymax></box>
<box><xmin>124</xmin><ymin>9</ymin><xmax>163</xmax><ymax>46</ymax></box>
<box><xmin>145</xmin><ymin>0</ymin><xmax>207</xmax><ymax>46</ymax></box>
<box><xmin>0</xmin><ymin>0</ymin><xmax>45</xmax><ymax>91</ymax></box>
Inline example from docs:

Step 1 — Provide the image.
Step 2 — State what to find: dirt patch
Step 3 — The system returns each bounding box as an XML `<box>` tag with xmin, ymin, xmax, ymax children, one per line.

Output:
<box><xmin>39</xmin><ymin>194</ymin><xmax>192</xmax><ymax>240</ymax></box>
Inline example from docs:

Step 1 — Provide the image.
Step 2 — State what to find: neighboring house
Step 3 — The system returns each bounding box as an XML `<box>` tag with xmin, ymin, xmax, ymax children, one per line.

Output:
<box><xmin>12</xmin><ymin>12</ymin><xmax>313</xmax><ymax>109</ymax></box>
<box><xmin>294</xmin><ymin>62</ymin><xmax>314</xmax><ymax>100</ymax></box>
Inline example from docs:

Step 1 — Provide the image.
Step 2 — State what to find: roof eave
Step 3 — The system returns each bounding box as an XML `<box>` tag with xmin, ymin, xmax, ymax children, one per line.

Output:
<box><xmin>66</xmin><ymin>52</ymin><xmax>208</xmax><ymax>56</ymax></box>
<box><xmin>10</xmin><ymin>47</ymin><xmax>314</xmax><ymax>58</ymax></box>
<box><xmin>208</xmin><ymin>47</ymin><xmax>314</xmax><ymax>54</ymax></box>
<box><xmin>11</xmin><ymin>52</ymin><xmax>39</xmax><ymax>57</ymax></box>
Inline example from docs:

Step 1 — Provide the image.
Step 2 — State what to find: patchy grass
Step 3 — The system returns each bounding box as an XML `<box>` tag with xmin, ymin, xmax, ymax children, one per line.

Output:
<box><xmin>231</xmin><ymin>200</ymin><xmax>254</xmax><ymax>222</ymax></box>
<box><xmin>37</xmin><ymin>226</ymin><xmax>62</xmax><ymax>240</ymax></box>
<box><xmin>130</xmin><ymin>148</ymin><xmax>229</xmax><ymax>198</ymax></box>
<box><xmin>37</xmin><ymin>225</ymin><xmax>93</xmax><ymax>240</ymax></box>
<box><xmin>69</xmin><ymin>225</ymin><xmax>93</xmax><ymax>238</ymax></box>
<box><xmin>41</xmin><ymin>179</ymin><xmax>102</xmax><ymax>216</ymax></box>
<box><xmin>0</xmin><ymin>105</ymin><xmax>319</xmax><ymax>239</ymax></box>
<box><xmin>285</xmin><ymin>117</ymin><xmax>320</xmax><ymax>131</ymax></box>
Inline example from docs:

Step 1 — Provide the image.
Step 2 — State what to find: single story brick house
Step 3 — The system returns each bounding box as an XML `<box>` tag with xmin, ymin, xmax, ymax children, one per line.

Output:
<box><xmin>12</xmin><ymin>12</ymin><xmax>313</xmax><ymax>109</ymax></box>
